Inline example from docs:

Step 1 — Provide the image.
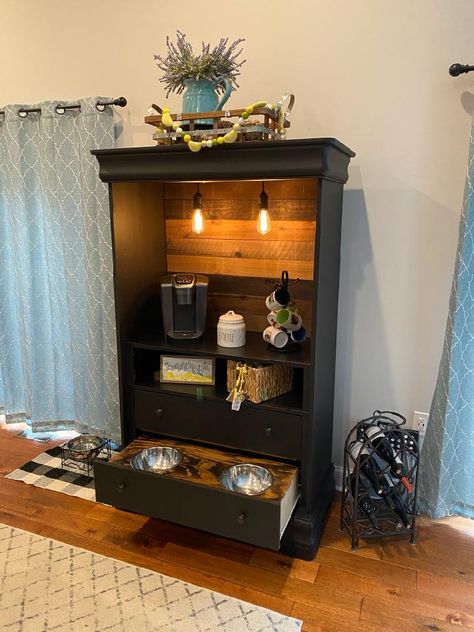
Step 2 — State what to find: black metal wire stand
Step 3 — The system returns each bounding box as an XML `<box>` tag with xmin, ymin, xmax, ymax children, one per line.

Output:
<box><xmin>340</xmin><ymin>410</ymin><xmax>419</xmax><ymax>551</ymax></box>
<box><xmin>60</xmin><ymin>438</ymin><xmax>111</xmax><ymax>477</ymax></box>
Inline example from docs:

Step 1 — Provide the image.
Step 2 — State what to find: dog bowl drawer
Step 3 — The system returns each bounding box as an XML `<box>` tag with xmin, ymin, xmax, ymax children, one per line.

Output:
<box><xmin>94</xmin><ymin>437</ymin><xmax>299</xmax><ymax>550</ymax></box>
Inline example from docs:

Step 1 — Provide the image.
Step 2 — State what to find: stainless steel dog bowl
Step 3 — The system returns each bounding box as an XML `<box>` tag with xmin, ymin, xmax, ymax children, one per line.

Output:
<box><xmin>131</xmin><ymin>446</ymin><xmax>182</xmax><ymax>473</ymax></box>
<box><xmin>220</xmin><ymin>464</ymin><xmax>274</xmax><ymax>496</ymax></box>
<box><xmin>66</xmin><ymin>434</ymin><xmax>105</xmax><ymax>460</ymax></box>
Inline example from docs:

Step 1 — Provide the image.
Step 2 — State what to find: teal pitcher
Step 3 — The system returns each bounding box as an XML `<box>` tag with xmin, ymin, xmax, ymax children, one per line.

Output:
<box><xmin>182</xmin><ymin>76</ymin><xmax>233</xmax><ymax>127</ymax></box>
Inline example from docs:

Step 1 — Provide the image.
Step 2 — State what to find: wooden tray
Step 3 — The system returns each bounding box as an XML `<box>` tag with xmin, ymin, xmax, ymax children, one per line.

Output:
<box><xmin>145</xmin><ymin>107</ymin><xmax>290</xmax><ymax>144</ymax></box>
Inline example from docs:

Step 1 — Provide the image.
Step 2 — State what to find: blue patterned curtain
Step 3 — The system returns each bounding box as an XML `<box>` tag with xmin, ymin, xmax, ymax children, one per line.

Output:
<box><xmin>419</xmin><ymin>122</ymin><xmax>474</xmax><ymax>519</ymax></box>
<box><xmin>0</xmin><ymin>98</ymin><xmax>120</xmax><ymax>442</ymax></box>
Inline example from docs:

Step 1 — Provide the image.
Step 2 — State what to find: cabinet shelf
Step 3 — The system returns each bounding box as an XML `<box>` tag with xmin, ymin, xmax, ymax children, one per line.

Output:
<box><xmin>128</xmin><ymin>329</ymin><xmax>312</xmax><ymax>369</ymax></box>
<box><xmin>133</xmin><ymin>380</ymin><xmax>306</xmax><ymax>415</ymax></box>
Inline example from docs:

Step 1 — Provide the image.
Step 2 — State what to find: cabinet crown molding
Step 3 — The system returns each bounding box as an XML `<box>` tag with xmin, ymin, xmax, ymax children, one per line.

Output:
<box><xmin>92</xmin><ymin>138</ymin><xmax>355</xmax><ymax>183</ymax></box>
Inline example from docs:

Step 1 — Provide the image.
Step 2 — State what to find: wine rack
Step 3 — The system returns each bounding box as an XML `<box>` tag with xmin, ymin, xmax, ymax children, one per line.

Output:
<box><xmin>340</xmin><ymin>410</ymin><xmax>419</xmax><ymax>550</ymax></box>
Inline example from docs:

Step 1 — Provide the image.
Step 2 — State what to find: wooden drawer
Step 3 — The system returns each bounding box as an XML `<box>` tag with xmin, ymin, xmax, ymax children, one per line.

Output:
<box><xmin>134</xmin><ymin>389</ymin><xmax>302</xmax><ymax>460</ymax></box>
<box><xmin>94</xmin><ymin>436</ymin><xmax>299</xmax><ymax>550</ymax></box>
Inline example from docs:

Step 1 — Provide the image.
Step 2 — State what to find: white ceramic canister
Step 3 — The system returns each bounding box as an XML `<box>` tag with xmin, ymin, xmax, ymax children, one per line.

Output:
<box><xmin>217</xmin><ymin>311</ymin><xmax>246</xmax><ymax>348</ymax></box>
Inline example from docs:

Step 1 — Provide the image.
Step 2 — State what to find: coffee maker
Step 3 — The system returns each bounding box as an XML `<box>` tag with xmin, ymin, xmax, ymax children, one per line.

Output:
<box><xmin>160</xmin><ymin>274</ymin><xmax>208</xmax><ymax>340</ymax></box>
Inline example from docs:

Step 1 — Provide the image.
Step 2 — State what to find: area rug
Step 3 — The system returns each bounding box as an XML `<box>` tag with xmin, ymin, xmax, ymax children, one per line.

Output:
<box><xmin>5</xmin><ymin>446</ymin><xmax>98</xmax><ymax>501</ymax></box>
<box><xmin>0</xmin><ymin>525</ymin><xmax>301</xmax><ymax>631</ymax></box>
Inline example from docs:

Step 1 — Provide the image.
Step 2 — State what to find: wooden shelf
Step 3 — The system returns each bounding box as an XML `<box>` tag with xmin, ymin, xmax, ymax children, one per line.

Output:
<box><xmin>128</xmin><ymin>329</ymin><xmax>311</xmax><ymax>368</ymax></box>
<box><xmin>133</xmin><ymin>380</ymin><xmax>306</xmax><ymax>415</ymax></box>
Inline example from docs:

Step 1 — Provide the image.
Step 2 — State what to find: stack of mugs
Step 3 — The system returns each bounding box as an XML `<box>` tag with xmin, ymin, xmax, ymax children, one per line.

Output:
<box><xmin>263</xmin><ymin>285</ymin><xmax>306</xmax><ymax>350</ymax></box>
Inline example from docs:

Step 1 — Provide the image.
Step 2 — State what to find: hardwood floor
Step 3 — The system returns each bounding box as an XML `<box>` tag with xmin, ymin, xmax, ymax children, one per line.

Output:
<box><xmin>1</xmin><ymin>428</ymin><xmax>473</xmax><ymax>631</ymax></box>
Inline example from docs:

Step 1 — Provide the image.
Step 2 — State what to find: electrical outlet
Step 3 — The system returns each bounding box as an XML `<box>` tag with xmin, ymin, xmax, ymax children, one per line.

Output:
<box><xmin>413</xmin><ymin>411</ymin><xmax>429</xmax><ymax>437</ymax></box>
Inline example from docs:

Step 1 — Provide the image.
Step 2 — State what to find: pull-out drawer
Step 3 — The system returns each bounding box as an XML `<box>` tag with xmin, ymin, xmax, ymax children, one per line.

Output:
<box><xmin>94</xmin><ymin>436</ymin><xmax>299</xmax><ymax>550</ymax></box>
<box><xmin>134</xmin><ymin>389</ymin><xmax>302</xmax><ymax>460</ymax></box>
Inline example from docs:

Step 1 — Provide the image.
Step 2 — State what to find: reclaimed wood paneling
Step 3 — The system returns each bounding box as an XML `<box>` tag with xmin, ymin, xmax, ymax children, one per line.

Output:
<box><xmin>165</xmin><ymin>199</ymin><xmax>316</xmax><ymax>221</ymax></box>
<box><xmin>164</xmin><ymin>179</ymin><xmax>317</xmax><ymax>282</ymax></box>
<box><xmin>164</xmin><ymin>180</ymin><xmax>317</xmax><ymax>200</ymax></box>
<box><xmin>166</xmin><ymin>219</ymin><xmax>315</xmax><ymax>242</ymax></box>
<box><xmin>167</xmin><ymin>255</ymin><xmax>314</xmax><ymax>280</ymax></box>
<box><xmin>167</xmin><ymin>237</ymin><xmax>314</xmax><ymax>261</ymax></box>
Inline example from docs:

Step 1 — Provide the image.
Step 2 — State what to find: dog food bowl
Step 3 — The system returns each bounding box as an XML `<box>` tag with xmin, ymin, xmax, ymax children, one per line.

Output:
<box><xmin>220</xmin><ymin>464</ymin><xmax>274</xmax><ymax>495</ymax></box>
<box><xmin>131</xmin><ymin>446</ymin><xmax>182</xmax><ymax>473</ymax></box>
<box><xmin>66</xmin><ymin>434</ymin><xmax>106</xmax><ymax>460</ymax></box>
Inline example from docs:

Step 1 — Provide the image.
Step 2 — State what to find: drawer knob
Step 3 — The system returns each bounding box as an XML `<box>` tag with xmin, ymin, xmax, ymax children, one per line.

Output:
<box><xmin>116</xmin><ymin>482</ymin><xmax>126</xmax><ymax>493</ymax></box>
<box><xmin>237</xmin><ymin>512</ymin><xmax>246</xmax><ymax>525</ymax></box>
<box><xmin>155</xmin><ymin>408</ymin><xmax>164</xmax><ymax>417</ymax></box>
<box><xmin>265</xmin><ymin>427</ymin><xmax>273</xmax><ymax>437</ymax></box>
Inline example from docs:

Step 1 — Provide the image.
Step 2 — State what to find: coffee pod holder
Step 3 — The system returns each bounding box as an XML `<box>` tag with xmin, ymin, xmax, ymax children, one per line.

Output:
<box><xmin>340</xmin><ymin>410</ymin><xmax>419</xmax><ymax>551</ymax></box>
<box><xmin>263</xmin><ymin>271</ymin><xmax>305</xmax><ymax>352</ymax></box>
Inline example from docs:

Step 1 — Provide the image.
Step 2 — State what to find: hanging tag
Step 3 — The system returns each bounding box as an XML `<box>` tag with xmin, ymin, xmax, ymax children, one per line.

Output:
<box><xmin>231</xmin><ymin>392</ymin><xmax>244</xmax><ymax>411</ymax></box>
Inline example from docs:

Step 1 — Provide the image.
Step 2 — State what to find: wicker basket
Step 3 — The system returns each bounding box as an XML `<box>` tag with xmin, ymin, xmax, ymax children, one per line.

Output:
<box><xmin>226</xmin><ymin>361</ymin><xmax>294</xmax><ymax>404</ymax></box>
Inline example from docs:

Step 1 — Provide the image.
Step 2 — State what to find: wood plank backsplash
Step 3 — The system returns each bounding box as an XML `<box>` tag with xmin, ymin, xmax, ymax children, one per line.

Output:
<box><xmin>164</xmin><ymin>179</ymin><xmax>317</xmax><ymax>334</ymax></box>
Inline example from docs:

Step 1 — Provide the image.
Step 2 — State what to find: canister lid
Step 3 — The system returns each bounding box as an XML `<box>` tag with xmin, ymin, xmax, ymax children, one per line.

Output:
<box><xmin>218</xmin><ymin>310</ymin><xmax>245</xmax><ymax>323</ymax></box>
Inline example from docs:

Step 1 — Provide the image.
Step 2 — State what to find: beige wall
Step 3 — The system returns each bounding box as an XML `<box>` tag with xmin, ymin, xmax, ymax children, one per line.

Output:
<box><xmin>1</xmin><ymin>0</ymin><xmax>472</xmax><ymax>467</ymax></box>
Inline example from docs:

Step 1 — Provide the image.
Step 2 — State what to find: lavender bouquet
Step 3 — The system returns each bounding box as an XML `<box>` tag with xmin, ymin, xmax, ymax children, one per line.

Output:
<box><xmin>154</xmin><ymin>31</ymin><xmax>246</xmax><ymax>97</ymax></box>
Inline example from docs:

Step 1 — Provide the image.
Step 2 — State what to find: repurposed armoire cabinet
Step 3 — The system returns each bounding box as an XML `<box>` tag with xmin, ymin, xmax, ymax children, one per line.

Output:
<box><xmin>92</xmin><ymin>138</ymin><xmax>355</xmax><ymax>560</ymax></box>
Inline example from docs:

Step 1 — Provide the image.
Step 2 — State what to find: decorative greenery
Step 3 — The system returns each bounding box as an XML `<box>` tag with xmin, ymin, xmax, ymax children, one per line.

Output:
<box><xmin>159</xmin><ymin>100</ymin><xmax>286</xmax><ymax>153</ymax></box>
<box><xmin>154</xmin><ymin>31</ymin><xmax>246</xmax><ymax>97</ymax></box>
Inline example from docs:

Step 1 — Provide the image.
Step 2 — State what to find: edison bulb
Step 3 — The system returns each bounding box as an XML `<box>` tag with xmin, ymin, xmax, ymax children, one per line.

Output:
<box><xmin>257</xmin><ymin>208</ymin><xmax>271</xmax><ymax>235</ymax></box>
<box><xmin>192</xmin><ymin>207</ymin><xmax>204</xmax><ymax>234</ymax></box>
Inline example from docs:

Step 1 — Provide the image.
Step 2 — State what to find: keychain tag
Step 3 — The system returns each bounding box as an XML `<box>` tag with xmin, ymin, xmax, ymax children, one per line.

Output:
<box><xmin>231</xmin><ymin>393</ymin><xmax>243</xmax><ymax>411</ymax></box>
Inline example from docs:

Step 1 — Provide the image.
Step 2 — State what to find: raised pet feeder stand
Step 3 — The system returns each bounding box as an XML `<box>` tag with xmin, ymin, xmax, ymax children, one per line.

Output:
<box><xmin>60</xmin><ymin>434</ymin><xmax>111</xmax><ymax>477</ymax></box>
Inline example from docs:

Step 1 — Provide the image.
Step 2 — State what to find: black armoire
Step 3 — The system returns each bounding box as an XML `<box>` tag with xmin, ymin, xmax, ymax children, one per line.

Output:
<box><xmin>92</xmin><ymin>138</ymin><xmax>354</xmax><ymax>560</ymax></box>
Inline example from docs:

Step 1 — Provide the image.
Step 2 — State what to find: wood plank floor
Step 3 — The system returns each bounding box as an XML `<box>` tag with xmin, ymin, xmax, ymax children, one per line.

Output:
<box><xmin>1</xmin><ymin>428</ymin><xmax>473</xmax><ymax>631</ymax></box>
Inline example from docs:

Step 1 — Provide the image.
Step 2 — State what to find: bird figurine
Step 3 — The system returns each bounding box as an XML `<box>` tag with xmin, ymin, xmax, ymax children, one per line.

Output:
<box><xmin>161</xmin><ymin>107</ymin><xmax>174</xmax><ymax>129</ymax></box>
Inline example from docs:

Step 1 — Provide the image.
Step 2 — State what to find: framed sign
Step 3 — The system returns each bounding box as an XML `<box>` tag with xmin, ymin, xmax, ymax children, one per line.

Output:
<box><xmin>159</xmin><ymin>356</ymin><xmax>215</xmax><ymax>385</ymax></box>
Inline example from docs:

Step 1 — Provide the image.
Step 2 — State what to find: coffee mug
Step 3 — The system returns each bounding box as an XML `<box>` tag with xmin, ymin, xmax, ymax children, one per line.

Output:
<box><xmin>275</xmin><ymin>308</ymin><xmax>303</xmax><ymax>331</ymax></box>
<box><xmin>263</xmin><ymin>326</ymin><xmax>288</xmax><ymax>349</ymax></box>
<box><xmin>290</xmin><ymin>326</ymin><xmax>306</xmax><ymax>342</ymax></box>
<box><xmin>267</xmin><ymin>310</ymin><xmax>279</xmax><ymax>327</ymax></box>
<box><xmin>265</xmin><ymin>288</ymin><xmax>290</xmax><ymax>311</ymax></box>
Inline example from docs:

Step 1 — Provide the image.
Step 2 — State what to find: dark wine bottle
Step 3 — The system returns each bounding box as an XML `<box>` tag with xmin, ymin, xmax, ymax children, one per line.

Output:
<box><xmin>379</xmin><ymin>477</ymin><xmax>411</xmax><ymax>529</ymax></box>
<box><xmin>349</xmin><ymin>441</ymin><xmax>383</xmax><ymax>495</ymax></box>
<box><xmin>364</xmin><ymin>426</ymin><xmax>413</xmax><ymax>493</ymax></box>
<box><xmin>349</xmin><ymin>474</ymin><xmax>380</xmax><ymax>529</ymax></box>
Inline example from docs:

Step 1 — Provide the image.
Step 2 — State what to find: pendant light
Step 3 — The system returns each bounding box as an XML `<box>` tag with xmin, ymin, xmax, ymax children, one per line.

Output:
<box><xmin>192</xmin><ymin>183</ymin><xmax>204</xmax><ymax>234</ymax></box>
<box><xmin>257</xmin><ymin>182</ymin><xmax>271</xmax><ymax>235</ymax></box>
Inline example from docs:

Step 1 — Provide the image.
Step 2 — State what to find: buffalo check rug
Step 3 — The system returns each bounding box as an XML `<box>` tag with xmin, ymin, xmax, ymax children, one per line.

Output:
<box><xmin>5</xmin><ymin>446</ymin><xmax>99</xmax><ymax>501</ymax></box>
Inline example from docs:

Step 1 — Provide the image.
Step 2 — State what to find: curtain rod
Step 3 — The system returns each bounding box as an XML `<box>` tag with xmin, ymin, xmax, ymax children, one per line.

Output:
<box><xmin>449</xmin><ymin>63</ymin><xmax>474</xmax><ymax>77</ymax></box>
<box><xmin>0</xmin><ymin>96</ymin><xmax>127</xmax><ymax>117</ymax></box>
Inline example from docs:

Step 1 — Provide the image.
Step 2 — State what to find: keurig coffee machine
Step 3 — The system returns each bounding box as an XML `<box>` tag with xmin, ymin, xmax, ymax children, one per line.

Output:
<box><xmin>160</xmin><ymin>274</ymin><xmax>208</xmax><ymax>340</ymax></box>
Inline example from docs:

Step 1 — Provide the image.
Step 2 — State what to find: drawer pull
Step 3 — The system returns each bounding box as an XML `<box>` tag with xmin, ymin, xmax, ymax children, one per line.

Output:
<box><xmin>265</xmin><ymin>427</ymin><xmax>273</xmax><ymax>437</ymax></box>
<box><xmin>237</xmin><ymin>512</ymin><xmax>246</xmax><ymax>525</ymax></box>
<box><xmin>116</xmin><ymin>482</ymin><xmax>126</xmax><ymax>493</ymax></box>
<box><xmin>155</xmin><ymin>408</ymin><xmax>164</xmax><ymax>417</ymax></box>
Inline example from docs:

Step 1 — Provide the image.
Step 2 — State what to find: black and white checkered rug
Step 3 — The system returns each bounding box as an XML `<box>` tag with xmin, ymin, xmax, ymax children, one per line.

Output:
<box><xmin>5</xmin><ymin>446</ymin><xmax>98</xmax><ymax>501</ymax></box>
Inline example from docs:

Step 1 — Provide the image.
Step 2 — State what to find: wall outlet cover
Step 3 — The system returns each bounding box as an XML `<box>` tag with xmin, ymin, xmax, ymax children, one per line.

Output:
<box><xmin>413</xmin><ymin>411</ymin><xmax>429</xmax><ymax>436</ymax></box>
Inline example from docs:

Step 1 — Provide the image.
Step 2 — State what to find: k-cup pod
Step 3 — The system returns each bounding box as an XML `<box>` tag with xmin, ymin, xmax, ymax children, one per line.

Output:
<box><xmin>265</xmin><ymin>288</ymin><xmax>290</xmax><ymax>311</ymax></box>
<box><xmin>290</xmin><ymin>326</ymin><xmax>306</xmax><ymax>342</ymax></box>
<box><xmin>276</xmin><ymin>308</ymin><xmax>303</xmax><ymax>331</ymax></box>
<box><xmin>263</xmin><ymin>326</ymin><xmax>288</xmax><ymax>349</ymax></box>
<box><xmin>267</xmin><ymin>310</ymin><xmax>279</xmax><ymax>327</ymax></box>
